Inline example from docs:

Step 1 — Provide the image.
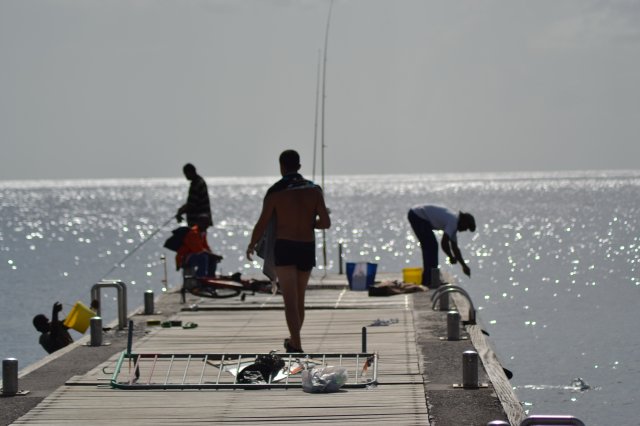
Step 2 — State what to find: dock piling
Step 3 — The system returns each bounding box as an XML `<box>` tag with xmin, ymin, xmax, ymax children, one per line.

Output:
<box><xmin>462</xmin><ymin>350</ymin><xmax>479</xmax><ymax>388</ymax></box>
<box><xmin>1</xmin><ymin>358</ymin><xmax>18</xmax><ymax>396</ymax></box>
<box><xmin>144</xmin><ymin>290</ymin><xmax>154</xmax><ymax>315</ymax></box>
<box><xmin>90</xmin><ymin>317</ymin><xmax>103</xmax><ymax>347</ymax></box>
<box><xmin>447</xmin><ymin>311</ymin><xmax>461</xmax><ymax>341</ymax></box>
<box><xmin>439</xmin><ymin>291</ymin><xmax>450</xmax><ymax>311</ymax></box>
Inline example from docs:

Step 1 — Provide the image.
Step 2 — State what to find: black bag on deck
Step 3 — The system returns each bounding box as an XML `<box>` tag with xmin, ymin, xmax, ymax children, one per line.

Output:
<box><xmin>237</xmin><ymin>352</ymin><xmax>285</xmax><ymax>384</ymax></box>
<box><xmin>163</xmin><ymin>226</ymin><xmax>190</xmax><ymax>252</ymax></box>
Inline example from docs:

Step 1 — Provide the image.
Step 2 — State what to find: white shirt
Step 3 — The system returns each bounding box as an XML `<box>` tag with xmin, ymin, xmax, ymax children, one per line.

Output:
<box><xmin>411</xmin><ymin>204</ymin><xmax>459</xmax><ymax>242</ymax></box>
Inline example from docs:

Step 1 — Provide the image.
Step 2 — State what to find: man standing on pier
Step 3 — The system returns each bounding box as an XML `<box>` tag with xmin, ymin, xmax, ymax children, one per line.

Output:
<box><xmin>176</xmin><ymin>163</ymin><xmax>212</xmax><ymax>228</ymax></box>
<box><xmin>408</xmin><ymin>204</ymin><xmax>476</xmax><ymax>287</ymax></box>
<box><xmin>246</xmin><ymin>150</ymin><xmax>331</xmax><ymax>353</ymax></box>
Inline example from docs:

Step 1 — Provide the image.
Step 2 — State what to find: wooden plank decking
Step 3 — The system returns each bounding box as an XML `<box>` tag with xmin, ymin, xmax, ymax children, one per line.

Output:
<box><xmin>13</xmin><ymin>289</ymin><xmax>430</xmax><ymax>425</ymax></box>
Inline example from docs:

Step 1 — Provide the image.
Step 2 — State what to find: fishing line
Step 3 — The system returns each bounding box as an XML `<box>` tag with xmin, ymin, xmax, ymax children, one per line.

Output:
<box><xmin>99</xmin><ymin>216</ymin><xmax>174</xmax><ymax>281</ymax></box>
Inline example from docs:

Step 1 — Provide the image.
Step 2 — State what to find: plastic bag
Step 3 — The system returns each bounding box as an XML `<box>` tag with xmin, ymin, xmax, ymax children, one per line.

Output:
<box><xmin>301</xmin><ymin>366</ymin><xmax>348</xmax><ymax>393</ymax></box>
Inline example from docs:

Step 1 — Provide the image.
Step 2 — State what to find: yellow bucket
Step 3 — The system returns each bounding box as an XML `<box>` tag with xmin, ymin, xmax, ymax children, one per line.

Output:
<box><xmin>402</xmin><ymin>267</ymin><xmax>423</xmax><ymax>285</ymax></box>
<box><xmin>63</xmin><ymin>301</ymin><xmax>95</xmax><ymax>333</ymax></box>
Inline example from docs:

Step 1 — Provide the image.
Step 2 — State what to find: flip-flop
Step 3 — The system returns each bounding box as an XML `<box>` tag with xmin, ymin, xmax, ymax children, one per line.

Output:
<box><xmin>182</xmin><ymin>322</ymin><xmax>198</xmax><ymax>329</ymax></box>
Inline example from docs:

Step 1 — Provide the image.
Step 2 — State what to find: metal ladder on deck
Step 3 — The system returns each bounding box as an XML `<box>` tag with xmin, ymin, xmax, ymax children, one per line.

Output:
<box><xmin>110</xmin><ymin>351</ymin><xmax>378</xmax><ymax>390</ymax></box>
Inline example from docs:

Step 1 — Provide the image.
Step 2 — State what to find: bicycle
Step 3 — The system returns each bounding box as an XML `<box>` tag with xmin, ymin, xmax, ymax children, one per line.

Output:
<box><xmin>181</xmin><ymin>271</ymin><xmax>277</xmax><ymax>303</ymax></box>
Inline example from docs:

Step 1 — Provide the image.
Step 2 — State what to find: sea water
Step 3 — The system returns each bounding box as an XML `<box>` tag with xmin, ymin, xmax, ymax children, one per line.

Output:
<box><xmin>1</xmin><ymin>171</ymin><xmax>639</xmax><ymax>425</ymax></box>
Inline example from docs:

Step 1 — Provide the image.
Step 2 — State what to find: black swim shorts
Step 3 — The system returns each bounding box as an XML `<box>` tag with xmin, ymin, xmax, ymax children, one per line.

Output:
<box><xmin>274</xmin><ymin>239</ymin><xmax>316</xmax><ymax>271</ymax></box>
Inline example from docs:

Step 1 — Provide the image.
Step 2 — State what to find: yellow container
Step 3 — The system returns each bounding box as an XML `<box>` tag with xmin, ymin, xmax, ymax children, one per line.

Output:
<box><xmin>63</xmin><ymin>301</ymin><xmax>95</xmax><ymax>333</ymax></box>
<box><xmin>402</xmin><ymin>267</ymin><xmax>423</xmax><ymax>285</ymax></box>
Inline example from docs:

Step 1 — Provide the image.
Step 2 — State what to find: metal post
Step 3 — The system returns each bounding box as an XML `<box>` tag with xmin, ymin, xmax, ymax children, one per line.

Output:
<box><xmin>90</xmin><ymin>317</ymin><xmax>103</xmax><ymax>347</ymax></box>
<box><xmin>430</xmin><ymin>267</ymin><xmax>441</xmax><ymax>289</ymax></box>
<box><xmin>361</xmin><ymin>327</ymin><xmax>367</xmax><ymax>353</ymax></box>
<box><xmin>160</xmin><ymin>254</ymin><xmax>168</xmax><ymax>290</ymax></box>
<box><xmin>439</xmin><ymin>291</ymin><xmax>450</xmax><ymax>311</ymax></box>
<box><xmin>127</xmin><ymin>320</ymin><xmax>134</xmax><ymax>355</ymax></box>
<box><xmin>2</xmin><ymin>358</ymin><xmax>18</xmax><ymax>396</ymax></box>
<box><xmin>462</xmin><ymin>350</ymin><xmax>479</xmax><ymax>388</ymax></box>
<box><xmin>126</xmin><ymin>320</ymin><xmax>140</xmax><ymax>380</ymax></box>
<box><xmin>447</xmin><ymin>311</ymin><xmax>460</xmax><ymax>341</ymax></box>
<box><xmin>468</xmin><ymin>308</ymin><xmax>477</xmax><ymax>325</ymax></box>
<box><xmin>144</xmin><ymin>290</ymin><xmax>154</xmax><ymax>315</ymax></box>
<box><xmin>338</xmin><ymin>243</ymin><xmax>343</xmax><ymax>275</ymax></box>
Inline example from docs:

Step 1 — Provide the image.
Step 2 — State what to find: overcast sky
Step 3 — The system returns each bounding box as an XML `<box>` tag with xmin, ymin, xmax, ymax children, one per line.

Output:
<box><xmin>1</xmin><ymin>0</ymin><xmax>639</xmax><ymax>180</ymax></box>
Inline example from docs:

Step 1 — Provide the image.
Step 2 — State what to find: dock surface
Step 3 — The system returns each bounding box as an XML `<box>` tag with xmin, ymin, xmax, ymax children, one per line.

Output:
<box><xmin>2</xmin><ymin>274</ymin><xmax>522</xmax><ymax>425</ymax></box>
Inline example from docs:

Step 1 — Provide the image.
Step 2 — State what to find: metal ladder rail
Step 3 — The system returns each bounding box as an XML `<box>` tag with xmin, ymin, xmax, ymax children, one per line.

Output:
<box><xmin>430</xmin><ymin>283</ymin><xmax>469</xmax><ymax>301</ymax></box>
<box><xmin>519</xmin><ymin>415</ymin><xmax>586</xmax><ymax>426</ymax></box>
<box><xmin>91</xmin><ymin>280</ymin><xmax>128</xmax><ymax>329</ymax></box>
<box><xmin>431</xmin><ymin>285</ymin><xmax>477</xmax><ymax>324</ymax></box>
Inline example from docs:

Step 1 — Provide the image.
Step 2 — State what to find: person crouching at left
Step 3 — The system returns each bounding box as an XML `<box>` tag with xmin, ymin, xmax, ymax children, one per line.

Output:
<box><xmin>33</xmin><ymin>301</ymin><xmax>74</xmax><ymax>354</ymax></box>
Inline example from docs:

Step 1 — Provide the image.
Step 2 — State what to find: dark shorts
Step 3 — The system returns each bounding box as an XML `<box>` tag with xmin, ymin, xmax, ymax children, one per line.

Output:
<box><xmin>274</xmin><ymin>239</ymin><xmax>316</xmax><ymax>271</ymax></box>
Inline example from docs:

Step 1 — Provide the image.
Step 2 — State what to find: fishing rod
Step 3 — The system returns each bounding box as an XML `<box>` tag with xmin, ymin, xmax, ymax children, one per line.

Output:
<box><xmin>312</xmin><ymin>48</ymin><xmax>321</xmax><ymax>182</ymax></box>
<box><xmin>99</xmin><ymin>216</ymin><xmax>174</xmax><ymax>281</ymax></box>
<box><xmin>320</xmin><ymin>0</ymin><xmax>334</xmax><ymax>274</ymax></box>
<box><xmin>320</xmin><ymin>0</ymin><xmax>333</xmax><ymax>192</ymax></box>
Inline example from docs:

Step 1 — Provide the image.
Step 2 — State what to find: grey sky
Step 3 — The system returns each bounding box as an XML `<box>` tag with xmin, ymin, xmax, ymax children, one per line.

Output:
<box><xmin>1</xmin><ymin>0</ymin><xmax>639</xmax><ymax>180</ymax></box>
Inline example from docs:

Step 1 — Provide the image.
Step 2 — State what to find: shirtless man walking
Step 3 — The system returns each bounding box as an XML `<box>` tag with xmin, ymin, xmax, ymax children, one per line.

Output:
<box><xmin>247</xmin><ymin>150</ymin><xmax>331</xmax><ymax>353</ymax></box>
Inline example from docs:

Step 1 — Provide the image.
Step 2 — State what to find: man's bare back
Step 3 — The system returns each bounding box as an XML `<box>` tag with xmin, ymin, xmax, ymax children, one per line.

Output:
<box><xmin>267</xmin><ymin>187</ymin><xmax>329</xmax><ymax>242</ymax></box>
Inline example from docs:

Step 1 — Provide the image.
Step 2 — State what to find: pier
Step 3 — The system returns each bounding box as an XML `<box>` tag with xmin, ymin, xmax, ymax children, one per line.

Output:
<box><xmin>1</xmin><ymin>273</ymin><xmax>522</xmax><ymax>425</ymax></box>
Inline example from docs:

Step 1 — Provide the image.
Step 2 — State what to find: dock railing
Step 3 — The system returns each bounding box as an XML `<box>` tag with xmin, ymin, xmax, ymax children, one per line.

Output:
<box><xmin>90</xmin><ymin>280</ymin><xmax>128</xmax><ymax>329</ymax></box>
<box><xmin>431</xmin><ymin>284</ymin><xmax>476</xmax><ymax>324</ymax></box>
<box><xmin>488</xmin><ymin>415</ymin><xmax>586</xmax><ymax>425</ymax></box>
